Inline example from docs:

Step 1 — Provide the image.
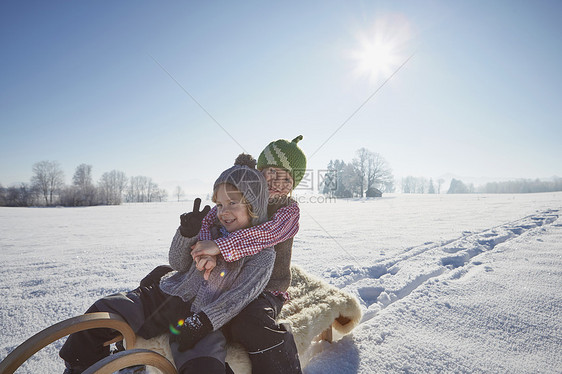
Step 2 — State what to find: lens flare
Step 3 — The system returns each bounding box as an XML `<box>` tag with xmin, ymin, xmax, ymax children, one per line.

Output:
<box><xmin>169</xmin><ymin>319</ymin><xmax>185</xmax><ymax>335</ymax></box>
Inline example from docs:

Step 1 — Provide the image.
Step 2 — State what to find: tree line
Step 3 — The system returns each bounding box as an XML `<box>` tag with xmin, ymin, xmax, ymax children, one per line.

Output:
<box><xmin>401</xmin><ymin>176</ymin><xmax>446</xmax><ymax>194</ymax></box>
<box><xmin>400</xmin><ymin>176</ymin><xmax>562</xmax><ymax>194</ymax></box>
<box><xmin>478</xmin><ymin>178</ymin><xmax>562</xmax><ymax>194</ymax></box>
<box><xmin>0</xmin><ymin>161</ymin><xmax>168</xmax><ymax>207</ymax></box>
<box><xmin>321</xmin><ymin>148</ymin><xmax>395</xmax><ymax>198</ymax></box>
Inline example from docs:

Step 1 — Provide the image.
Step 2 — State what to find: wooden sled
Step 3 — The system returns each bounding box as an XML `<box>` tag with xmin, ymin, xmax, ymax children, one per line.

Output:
<box><xmin>0</xmin><ymin>265</ymin><xmax>361</xmax><ymax>374</ymax></box>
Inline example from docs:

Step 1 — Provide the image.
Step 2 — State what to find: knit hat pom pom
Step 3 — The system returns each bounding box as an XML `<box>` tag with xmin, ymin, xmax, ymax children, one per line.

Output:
<box><xmin>234</xmin><ymin>153</ymin><xmax>257</xmax><ymax>169</ymax></box>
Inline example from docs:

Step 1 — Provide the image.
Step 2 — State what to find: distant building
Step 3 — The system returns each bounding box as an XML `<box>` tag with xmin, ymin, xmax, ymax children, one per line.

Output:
<box><xmin>366</xmin><ymin>187</ymin><xmax>383</xmax><ymax>197</ymax></box>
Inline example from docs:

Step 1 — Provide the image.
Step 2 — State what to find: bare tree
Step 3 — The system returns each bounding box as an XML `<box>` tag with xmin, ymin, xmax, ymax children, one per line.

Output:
<box><xmin>72</xmin><ymin>164</ymin><xmax>96</xmax><ymax>205</ymax></box>
<box><xmin>126</xmin><ymin>176</ymin><xmax>166</xmax><ymax>202</ymax></box>
<box><xmin>428</xmin><ymin>178</ymin><xmax>436</xmax><ymax>194</ymax></box>
<box><xmin>99</xmin><ymin>170</ymin><xmax>127</xmax><ymax>205</ymax></box>
<box><xmin>353</xmin><ymin>148</ymin><xmax>370</xmax><ymax>197</ymax></box>
<box><xmin>73</xmin><ymin>164</ymin><xmax>92</xmax><ymax>187</ymax></box>
<box><xmin>128</xmin><ymin>176</ymin><xmax>148</xmax><ymax>202</ymax></box>
<box><xmin>402</xmin><ymin>176</ymin><xmax>437</xmax><ymax>194</ymax></box>
<box><xmin>351</xmin><ymin>148</ymin><xmax>395</xmax><ymax>196</ymax></box>
<box><xmin>366</xmin><ymin>152</ymin><xmax>394</xmax><ymax>193</ymax></box>
<box><xmin>147</xmin><ymin>179</ymin><xmax>157</xmax><ymax>203</ymax></box>
<box><xmin>175</xmin><ymin>186</ymin><xmax>185</xmax><ymax>202</ymax></box>
<box><xmin>31</xmin><ymin>160</ymin><xmax>65</xmax><ymax>205</ymax></box>
<box><xmin>152</xmin><ymin>188</ymin><xmax>168</xmax><ymax>202</ymax></box>
<box><xmin>3</xmin><ymin>183</ymin><xmax>36</xmax><ymax>206</ymax></box>
<box><xmin>417</xmin><ymin>177</ymin><xmax>428</xmax><ymax>193</ymax></box>
<box><xmin>402</xmin><ymin>176</ymin><xmax>416</xmax><ymax>193</ymax></box>
<box><xmin>437</xmin><ymin>178</ymin><xmax>445</xmax><ymax>194</ymax></box>
<box><xmin>325</xmin><ymin>151</ymin><xmax>394</xmax><ymax>197</ymax></box>
<box><xmin>383</xmin><ymin>179</ymin><xmax>395</xmax><ymax>193</ymax></box>
<box><xmin>0</xmin><ymin>183</ymin><xmax>5</xmax><ymax>206</ymax></box>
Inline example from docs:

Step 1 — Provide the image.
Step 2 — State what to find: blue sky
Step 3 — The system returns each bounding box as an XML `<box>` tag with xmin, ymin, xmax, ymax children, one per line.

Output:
<box><xmin>1</xmin><ymin>0</ymin><xmax>561</xmax><ymax>193</ymax></box>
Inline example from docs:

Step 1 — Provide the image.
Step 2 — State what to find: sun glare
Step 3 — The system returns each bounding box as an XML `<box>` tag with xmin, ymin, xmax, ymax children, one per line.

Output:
<box><xmin>349</xmin><ymin>16</ymin><xmax>412</xmax><ymax>83</ymax></box>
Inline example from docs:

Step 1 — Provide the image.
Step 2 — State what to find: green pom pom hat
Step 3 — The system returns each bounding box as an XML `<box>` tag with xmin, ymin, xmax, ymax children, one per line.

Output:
<box><xmin>257</xmin><ymin>135</ymin><xmax>307</xmax><ymax>188</ymax></box>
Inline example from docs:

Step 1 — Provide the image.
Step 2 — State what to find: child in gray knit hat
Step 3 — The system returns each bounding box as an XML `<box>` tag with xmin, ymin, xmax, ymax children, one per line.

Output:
<box><xmin>59</xmin><ymin>155</ymin><xmax>275</xmax><ymax>374</ymax></box>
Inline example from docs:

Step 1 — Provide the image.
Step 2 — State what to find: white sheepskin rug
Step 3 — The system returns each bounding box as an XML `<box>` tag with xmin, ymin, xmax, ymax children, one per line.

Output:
<box><xmin>133</xmin><ymin>265</ymin><xmax>362</xmax><ymax>373</ymax></box>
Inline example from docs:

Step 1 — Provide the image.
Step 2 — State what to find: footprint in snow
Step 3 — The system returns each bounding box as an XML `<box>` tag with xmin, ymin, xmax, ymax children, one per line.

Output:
<box><xmin>357</xmin><ymin>286</ymin><xmax>385</xmax><ymax>307</ymax></box>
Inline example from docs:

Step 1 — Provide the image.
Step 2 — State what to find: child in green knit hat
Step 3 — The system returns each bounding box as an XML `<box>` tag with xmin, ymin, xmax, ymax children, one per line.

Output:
<box><xmin>258</xmin><ymin>135</ymin><xmax>307</xmax><ymax>197</ymax></box>
<box><xmin>191</xmin><ymin>135</ymin><xmax>307</xmax><ymax>373</ymax></box>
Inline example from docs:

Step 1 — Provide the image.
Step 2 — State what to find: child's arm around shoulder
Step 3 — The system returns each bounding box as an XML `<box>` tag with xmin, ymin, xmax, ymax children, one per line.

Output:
<box><xmin>198</xmin><ymin>205</ymin><xmax>217</xmax><ymax>241</ymax></box>
<box><xmin>193</xmin><ymin>201</ymin><xmax>300</xmax><ymax>262</ymax></box>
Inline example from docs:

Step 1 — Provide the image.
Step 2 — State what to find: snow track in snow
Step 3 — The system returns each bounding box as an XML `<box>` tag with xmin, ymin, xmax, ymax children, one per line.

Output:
<box><xmin>324</xmin><ymin>209</ymin><xmax>560</xmax><ymax>322</ymax></box>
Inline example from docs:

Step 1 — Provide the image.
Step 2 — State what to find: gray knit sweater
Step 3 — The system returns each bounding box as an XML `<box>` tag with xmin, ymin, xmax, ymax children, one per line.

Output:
<box><xmin>159</xmin><ymin>228</ymin><xmax>275</xmax><ymax>330</ymax></box>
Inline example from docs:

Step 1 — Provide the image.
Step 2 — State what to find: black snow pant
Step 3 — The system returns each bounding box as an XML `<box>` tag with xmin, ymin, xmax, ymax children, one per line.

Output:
<box><xmin>59</xmin><ymin>284</ymin><xmax>226</xmax><ymax>374</ymax></box>
<box><xmin>224</xmin><ymin>292</ymin><xmax>302</xmax><ymax>374</ymax></box>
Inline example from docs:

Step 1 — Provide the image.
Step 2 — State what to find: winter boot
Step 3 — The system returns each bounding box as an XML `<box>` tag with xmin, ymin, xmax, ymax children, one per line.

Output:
<box><xmin>178</xmin><ymin>357</ymin><xmax>226</xmax><ymax>374</ymax></box>
<box><xmin>62</xmin><ymin>361</ymin><xmax>88</xmax><ymax>374</ymax></box>
<box><xmin>225</xmin><ymin>362</ymin><xmax>235</xmax><ymax>374</ymax></box>
<box><xmin>247</xmin><ymin>323</ymin><xmax>302</xmax><ymax>374</ymax></box>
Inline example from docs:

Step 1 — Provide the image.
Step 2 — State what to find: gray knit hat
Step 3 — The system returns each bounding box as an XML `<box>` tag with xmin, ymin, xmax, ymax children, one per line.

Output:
<box><xmin>213</xmin><ymin>154</ymin><xmax>269</xmax><ymax>226</ymax></box>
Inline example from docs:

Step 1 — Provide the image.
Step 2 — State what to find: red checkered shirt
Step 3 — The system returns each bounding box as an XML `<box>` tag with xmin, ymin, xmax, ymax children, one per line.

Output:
<box><xmin>198</xmin><ymin>201</ymin><xmax>300</xmax><ymax>262</ymax></box>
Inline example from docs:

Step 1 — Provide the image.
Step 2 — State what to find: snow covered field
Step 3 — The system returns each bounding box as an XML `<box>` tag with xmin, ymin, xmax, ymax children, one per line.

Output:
<box><xmin>1</xmin><ymin>192</ymin><xmax>561</xmax><ymax>373</ymax></box>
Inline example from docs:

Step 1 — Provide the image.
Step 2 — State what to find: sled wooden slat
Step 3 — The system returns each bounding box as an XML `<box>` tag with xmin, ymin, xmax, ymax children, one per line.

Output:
<box><xmin>103</xmin><ymin>334</ymin><xmax>124</xmax><ymax>347</ymax></box>
<box><xmin>0</xmin><ymin>312</ymin><xmax>136</xmax><ymax>374</ymax></box>
<box><xmin>82</xmin><ymin>349</ymin><xmax>177</xmax><ymax>374</ymax></box>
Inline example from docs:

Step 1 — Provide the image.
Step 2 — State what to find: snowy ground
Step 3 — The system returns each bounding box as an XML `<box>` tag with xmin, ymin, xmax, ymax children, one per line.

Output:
<box><xmin>1</xmin><ymin>192</ymin><xmax>561</xmax><ymax>373</ymax></box>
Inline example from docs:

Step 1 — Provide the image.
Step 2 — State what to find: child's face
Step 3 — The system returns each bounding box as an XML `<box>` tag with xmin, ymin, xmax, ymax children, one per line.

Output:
<box><xmin>214</xmin><ymin>184</ymin><xmax>252</xmax><ymax>232</ymax></box>
<box><xmin>261</xmin><ymin>167</ymin><xmax>294</xmax><ymax>198</ymax></box>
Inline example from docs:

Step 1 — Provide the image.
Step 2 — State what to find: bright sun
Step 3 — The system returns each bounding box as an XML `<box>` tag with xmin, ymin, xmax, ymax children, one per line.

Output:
<box><xmin>349</xmin><ymin>16</ymin><xmax>412</xmax><ymax>83</ymax></box>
